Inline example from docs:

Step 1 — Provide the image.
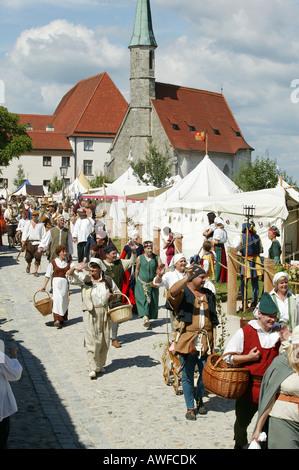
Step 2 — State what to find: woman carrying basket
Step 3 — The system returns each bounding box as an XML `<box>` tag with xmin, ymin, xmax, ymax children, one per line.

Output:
<box><xmin>41</xmin><ymin>244</ymin><xmax>72</xmax><ymax>328</ymax></box>
<box><xmin>67</xmin><ymin>257</ymin><xmax>120</xmax><ymax>379</ymax></box>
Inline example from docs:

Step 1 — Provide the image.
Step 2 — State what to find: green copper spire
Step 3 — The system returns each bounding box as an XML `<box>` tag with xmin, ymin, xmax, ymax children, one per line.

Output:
<box><xmin>129</xmin><ymin>0</ymin><xmax>157</xmax><ymax>48</ymax></box>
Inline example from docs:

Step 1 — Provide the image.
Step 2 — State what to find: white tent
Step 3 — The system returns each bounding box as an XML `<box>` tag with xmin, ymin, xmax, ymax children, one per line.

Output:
<box><xmin>84</xmin><ymin>167</ymin><xmax>159</xmax><ymax>200</ymax></box>
<box><xmin>154</xmin><ymin>154</ymin><xmax>240</xmax><ymax>205</ymax></box>
<box><xmin>53</xmin><ymin>172</ymin><xmax>91</xmax><ymax>200</ymax></box>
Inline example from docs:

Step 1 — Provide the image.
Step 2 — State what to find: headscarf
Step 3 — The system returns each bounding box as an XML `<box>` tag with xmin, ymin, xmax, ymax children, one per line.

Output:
<box><xmin>168</xmin><ymin>253</ymin><xmax>186</xmax><ymax>271</ymax></box>
<box><xmin>214</xmin><ymin>216</ymin><xmax>224</xmax><ymax>225</ymax></box>
<box><xmin>272</xmin><ymin>271</ymin><xmax>289</xmax><ymax>286</ymax></box>
<box><xmin>89</xmin><ymin>257</ymin><xmax>106</xmax><ymax>271</ymax></box>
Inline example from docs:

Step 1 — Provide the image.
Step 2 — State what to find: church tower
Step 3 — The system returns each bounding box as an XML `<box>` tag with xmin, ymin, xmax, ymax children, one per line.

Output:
<box><xmin>128</xmin><ymin>0</ymin><xmax>157</xmax><ymax>161</ymax></box>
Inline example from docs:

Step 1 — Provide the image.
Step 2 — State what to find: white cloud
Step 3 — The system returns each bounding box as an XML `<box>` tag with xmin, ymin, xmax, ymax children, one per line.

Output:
<box><xmin>8</xmin><ymin>19</ymin><xmax>127</xmax><ymax>82</ymax></box>
<box><xmin>0</xmin><ymin>19</ymin><xmax>128</xmax><ymax>113</ymax></box>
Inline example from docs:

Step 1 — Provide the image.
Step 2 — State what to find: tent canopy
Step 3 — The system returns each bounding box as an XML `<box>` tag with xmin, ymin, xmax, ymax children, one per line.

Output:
<box><xmin>12</xmin><ymin>180</ymin><xmax>44</xmax><ymax>197</ymax></box>
<box><xmin>154</xmin><ymin>154</ymin><xmax>240</xmax><ymax>204</ymax></box>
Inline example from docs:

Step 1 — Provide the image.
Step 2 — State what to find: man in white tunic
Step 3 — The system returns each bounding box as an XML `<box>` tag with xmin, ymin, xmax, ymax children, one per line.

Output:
<box><xmin>21</xmin><ymin>210</ymin><xmax>46</xmax><ymax>276</ymax></box>
<box><xmin>72</xmin><ymin>209</ymin><xmax>94</xmax><ymax>262</ymax></box>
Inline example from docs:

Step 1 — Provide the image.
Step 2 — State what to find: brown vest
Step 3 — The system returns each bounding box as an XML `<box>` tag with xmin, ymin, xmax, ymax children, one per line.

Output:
<box><xmin>48</xmin><ymin>227</ymin><xmax>70</xmax><ymax>260</ymax></box>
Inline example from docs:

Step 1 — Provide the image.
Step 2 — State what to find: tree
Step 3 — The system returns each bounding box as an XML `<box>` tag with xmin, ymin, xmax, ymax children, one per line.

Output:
<box><xmin>130</xmin><ymin>138</ymin><xmax>172</xmax><ymax>188</ymax></box>
<box><xmin>48</xmin><ymin>174</ymin><xmax>63</xmax><ymax>194</ymax></box>
<box><xmin>89</xmin><ymin>171</ymin><xmax>114</xmax><ymax>188</ymax></box>
<box><xmin>13</xmin><ymin>164</ymin><xmax>26</xmax><ymax>188</ymax></box>
<box><xmin>0</xmin><ymin>106</ymin><xmax>33</xmax><ymax>168</ymax></box>
<box><xmin>233</xmin><ymin>150</ymin><xmax>298</xmax><ymax>191</ymax></box>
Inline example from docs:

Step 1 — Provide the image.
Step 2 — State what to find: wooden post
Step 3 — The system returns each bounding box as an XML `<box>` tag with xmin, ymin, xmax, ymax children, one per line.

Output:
<box><xmin>227</xmin><ymin>247</ymin><xmax>238</xmax><ymax>315</ymax></box>
<box><xmin>264</xmin><ymin>257</ymin><xmax>275</xmax><ymax>293</ymax></box>
<box><xmin>153</xmin><ymin>227</ymin><xmax>161</xmax><ymax>256</ymax></box>
<box><xmin>174</xmin><ymin>232</ymin><xmax>183</xmax><ymax>253</ymax></box>
<box><xmin>135</xmin><ymin>223</ymin><xmax>143</xmax><ymax>244</ymax></box>
<box><xmin>121</xmin><ymin>219</ymin><xmax>127</xmax><ymax>252</ymax></box>
<box><xmin>106</xmin><ymin>216</ymin><xmax>114</xmax><ymax>239</ymax></box>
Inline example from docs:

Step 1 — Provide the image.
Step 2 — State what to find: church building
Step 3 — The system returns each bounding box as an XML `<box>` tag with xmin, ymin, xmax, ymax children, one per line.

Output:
<box><xmin>106</xmin><ymin>0</ymin><xmax>253</xmax><ymax>181</ymax></box>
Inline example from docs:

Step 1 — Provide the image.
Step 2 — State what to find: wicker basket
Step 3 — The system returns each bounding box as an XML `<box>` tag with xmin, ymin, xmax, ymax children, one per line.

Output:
<box><xmin>202</xmin><ymin>352</ymin><xmax>250</xmax><ymax>399</ymax></box>
<box><xmin>34</xmin><ymin>290</ymin><xmax>53</xmax><ymax>316</ymax></box>
<box><xmin>108</xmin><ymin>293</ymin><xmax>132</xmax><ymax>323</ymax></box>
<box><xmin>240</xmin><ymin>308</ymin><xmax>255</xmax><ymax>328</ymax></box>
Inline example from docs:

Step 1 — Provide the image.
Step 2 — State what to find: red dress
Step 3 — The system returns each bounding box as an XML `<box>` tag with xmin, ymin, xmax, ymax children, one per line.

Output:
<box><xmin>120</xmin><ymin>243</ymin><xmax>144</xmax><ymax>313</ymax></box>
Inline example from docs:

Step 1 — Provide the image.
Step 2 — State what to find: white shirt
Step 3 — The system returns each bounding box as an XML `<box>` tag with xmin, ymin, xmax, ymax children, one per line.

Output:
<box><xmin>153</xmin><ymin>269</ymin><xmax>185</xmax><ymax>289</ymax></box>
<box><xmin>39</xmin><ymin>227</ymin><xmax>73</xmax><ymax>255</ymax></box>
<box><xmin>223</xmin><ymin>320</ymin><xmax>280</xmax><ymax>364</ymax></box>
<box><xmin>21</xmin><ymin>219</ymin><xmax>46</xmax><ymax>245</ymax></box>
<box><xmin>16</xmin><ymin>218</ymin><xmax>27</xmax><ymax>232</ymax></box>
<box><xmin>0</xmin><ymin>352</ymin><xmax>22</xmax><ymax>421</ymax></box>
<box><xmin>72</xmin><ymin>217</ymin><xmax>94</xmax><ymax>243</ymax></box>
<box><xmin>213</xmin><ymin>227</ymin><xmax>227</xmax><ymax>244</ymax></box>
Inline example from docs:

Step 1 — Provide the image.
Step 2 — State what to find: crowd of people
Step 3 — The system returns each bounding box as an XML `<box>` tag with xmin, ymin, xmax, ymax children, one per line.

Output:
<box><xmin>0</xmin><ymin>194</ymin><xmax>298</xmax><ymax>449</ymax></box>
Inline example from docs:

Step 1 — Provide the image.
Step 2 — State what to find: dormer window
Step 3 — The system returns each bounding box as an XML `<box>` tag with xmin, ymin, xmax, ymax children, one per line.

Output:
<box><xmin>213</xmin><ymin>128</ymin><xmax>221</xmax><ymax>135</ymax></box>
<box><xmin>235</xmin><ymin>131</ymin><xmax>241</xmax><ymax>137</ymax></box>
<box><xmin>46</xmin><ymin>124</ymin><xmax>54</xmax><ymax>131</ymax></box>
<box><xmin>171</xmin><ymin>123</ymin><xmax>179</xmax><ymax>130</ymax></box>
<box><xmin>189</xmin><ymin>125</ymin><xmax>196</xmax><ymax>132</ymax></box>
<box><xmin>27</xmin><ymin>123</ymin><xmax>33</xmax><ymax>131</ymax></box>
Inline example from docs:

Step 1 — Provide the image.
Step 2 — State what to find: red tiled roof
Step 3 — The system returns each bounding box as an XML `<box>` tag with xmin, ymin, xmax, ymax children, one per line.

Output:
<box><xmin>25</xmin><ymin>131</ymin><xmax>72</xmax><ymax>151</ymax></box>
<box><xmin>18</xmin><ymin>114</ymin><xmax>54</xmax><ymax>131</ymax></box>
<box><xmin>18</xmin><ymin>73</ymin><xmax>128</xmax><ymax>151</ymax></box>
<box><xmin>52</xmin><ymin>72</ymin><xmax>128</xmax><ymax>136</ymax></box>
<box><xmin>152</xmin><ymin>83</ymin><xmax>253</xmax><ymax>154</ymax></box>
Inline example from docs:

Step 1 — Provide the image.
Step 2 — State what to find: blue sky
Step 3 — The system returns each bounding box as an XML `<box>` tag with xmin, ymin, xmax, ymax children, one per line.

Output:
<box><xmin>0</xmin><ymin>0</ymin><xmax>299</xmax><ymax>185</ymax></box>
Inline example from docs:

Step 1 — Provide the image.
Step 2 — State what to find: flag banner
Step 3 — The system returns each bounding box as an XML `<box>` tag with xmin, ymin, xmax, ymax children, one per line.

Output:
<box><xmin>195</xmin><ymin>131</ymin><xmax>206</xmax><ymax>141</ymax></box>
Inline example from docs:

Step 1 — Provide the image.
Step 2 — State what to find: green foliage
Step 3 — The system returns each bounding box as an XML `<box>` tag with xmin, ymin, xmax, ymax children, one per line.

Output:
<box><xmin>48</xmin><ymin>174</ymin><xmax>63</xmax><ymax>194</ymax></box>
<box><xmin>13</xmin><ymin>164</ymin><xmax>26</xmax><ymax>188</ymax></box>
<box><xmin>233</xmin><ymin>150</ymin><xmax>298</xmax><ymax>191</ymax></box>
<box><xmin>0</xmin><ymin>106</ymin><xmax>33</xmax><ymax>167</ymax></box>
<box><xmin>130</xmin><ymin>138</ymin><xmax>172</xmax><ymax>188</ymax></box>
<box><xmin>89</xmin><ymin>171</ymin><xmax>114</xmax><ymax>188</ymax></box>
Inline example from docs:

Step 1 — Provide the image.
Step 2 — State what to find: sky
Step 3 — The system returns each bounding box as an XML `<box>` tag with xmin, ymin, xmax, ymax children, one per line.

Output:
<box><xmin>0</xmin><ymin>0</ymin><xmax>299</xmax><ymax>185</ymax></box>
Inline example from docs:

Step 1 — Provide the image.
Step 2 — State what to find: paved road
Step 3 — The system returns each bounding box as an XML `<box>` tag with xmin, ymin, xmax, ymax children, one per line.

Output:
<box><xmin>0</xmin><ymin>241</ymin><xmax>255</xmax><ymax>451</ymax></box>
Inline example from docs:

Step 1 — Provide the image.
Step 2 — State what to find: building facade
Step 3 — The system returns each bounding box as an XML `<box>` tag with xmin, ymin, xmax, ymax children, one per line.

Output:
<box><xmin>0</xmin><ymin>73</ymin><xmax>128</xmax><ymax>192</ymax></box>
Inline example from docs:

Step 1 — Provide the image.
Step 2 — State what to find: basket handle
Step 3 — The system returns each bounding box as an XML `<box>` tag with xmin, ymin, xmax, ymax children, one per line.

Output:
<box><xmin>241</xmin><ymin>308</ymin><xmax>255</xmax><ymax>320</ymax></box>
<box><xmin>33</xmin><ymin>290</ymin><xmax>51</xmax><ymax>303</ymax></box>
<box><xmin>114</xmin><ymin>291</ymin><xmax>132</xmax><ymax>305</ymax></box>
<box><xmin>214</xmin><ymin>352</ymin><xmax>238</xmax><ymax>368</ymax></box>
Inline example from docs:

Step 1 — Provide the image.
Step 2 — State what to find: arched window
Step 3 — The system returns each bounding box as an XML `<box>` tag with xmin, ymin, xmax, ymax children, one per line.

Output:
<box><xmin>223</xmin><ymin>164</ymin><xmax>230</xmax><ymax>178</ymax></box>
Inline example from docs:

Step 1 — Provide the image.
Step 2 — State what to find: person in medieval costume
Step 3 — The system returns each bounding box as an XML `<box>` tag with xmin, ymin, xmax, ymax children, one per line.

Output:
<box><xmin>41</xmin><ymin>245</ymin><xmax>73</xmax><ymax>328</ymax></box>
<box><xmin>251</xmin><ymin>326</ymin><xmax>299</xmax><ymax>449</ymax></box>
<box><xmin>134</xmin><ymin>241</ymin><xmax>160</xmax><ymax>330</ymax></box>
<box><xmin>232</xmin><ymin>220</ymin><xmax>263</xmax><ymax>309</ymax></box>
<box><xmin>224</xmin><ymin>292</ymin><xmax>290</xmax><ymax>449</ymax></box>
<box><xmin>212</xmin><ymin>216</ymin><xmax>227</xmax><ymax>283</ymax></box>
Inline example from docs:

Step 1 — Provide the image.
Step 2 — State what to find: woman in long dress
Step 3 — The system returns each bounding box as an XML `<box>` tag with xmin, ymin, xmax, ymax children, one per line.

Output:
<box><xmin>67</xmin><ymin>257</ymin><xmax>120</xmax><ymax>378</ymax></box>
<box><xmin>268</xmin><ymin>225</ymin><xmax>282</xmax><ymax>265</ymax></box>
<box><xmin>120</xmin><ymin>230</ymin><xmax>144</xmax><ymax>312</ymax></box>
<box><xmin>41</xmin><ymin>244</ymin><xmax>72</xmax><ymax>328</ymax></box>
<box><xmin>134</xmin><ymin>241</ymin><xmax>160</xmax><ymax>329</ymax></box>
<box><xmin>213</xmin><ymin>216</ymin><xmax>227</xmax><ymax>283</ymax></box>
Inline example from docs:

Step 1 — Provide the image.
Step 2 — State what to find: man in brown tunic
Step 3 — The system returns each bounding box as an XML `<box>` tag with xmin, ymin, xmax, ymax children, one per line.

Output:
<box><xmin>168</xmin><ymin>265</ymin><xmax>219</xmax><ymax>421</ymax></box>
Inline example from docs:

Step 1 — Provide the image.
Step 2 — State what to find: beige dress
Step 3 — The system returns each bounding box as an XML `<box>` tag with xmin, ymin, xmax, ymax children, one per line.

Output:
<box><xmin>68</xmin><ymin>271</ymin><xmax>119</xmax><ymax>372</ymax></box>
